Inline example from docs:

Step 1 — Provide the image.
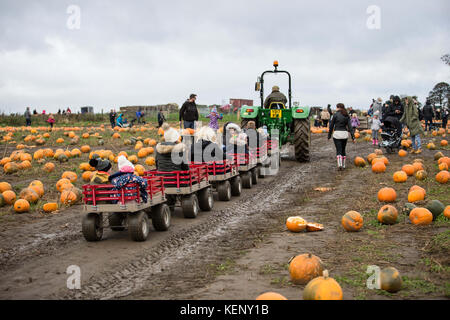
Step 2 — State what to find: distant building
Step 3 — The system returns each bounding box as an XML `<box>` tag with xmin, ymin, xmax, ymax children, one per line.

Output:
<box><xmin>229</xmin><ymin>99</ymin><xmax>253</xmax><ymax>113</ymax></box>
<box><xmin>120</xmin><ymin>103</ymin><xmax>179</xmax><ymax>117</ymax></box>
<box><xmin>80</xmin><ymin>106</ymin><xmax>94</xmax><ymax>114</ymax></box>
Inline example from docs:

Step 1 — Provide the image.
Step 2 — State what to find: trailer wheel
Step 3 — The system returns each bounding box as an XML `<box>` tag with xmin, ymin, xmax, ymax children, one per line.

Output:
<box><xmin>181</xmin><ymin>194</ymin><xmax>200</xmax><ymax>218</ymax></box>
<box><xmin>251</xmin><ymin>167</ymin><xmax>259</xmax><ymax>185</ymax></box>
<box><xmin>230</xmin><ymin>176</ymin><xmax>242</xmax><ymax>196</ymax></box>
<box><xmin>198</xmin><ymin>187</ymin><xmax>214</xmax><ymax>211</ymax></box>
<box><xmin>108</xmin><ymin>213</ymin><xmax>125</xmax><ymax>231</ymax></box>
<box><xmin>151</xmin><ymin>203</ymin><xmax>171</xmax><ymax>231</ymax></box>
<box><xmin>128</xmin><ymin>211</ymin><xmax>149</xmax><ymax>241</ymax></box>
<box><xmin>217</xmin><ymin>181</ymin><xmax>232</xmax><ymax>201</ymax></box>
<box><xmin>242</xmin><ymin>172</ymin><xmax>253</xmax><ymax>189</ymax></box>
<box><xmin>82</xmin><ymin>213</ymin><xmax>103</xmax><ymax>242</ymax></box>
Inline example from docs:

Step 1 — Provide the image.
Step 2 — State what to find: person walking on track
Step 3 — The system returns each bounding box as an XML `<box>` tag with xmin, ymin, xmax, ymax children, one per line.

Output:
<box><xmin>328</xmin><ymin>103</ymin><xmax>355</xmax><ymax>170</ymax></box>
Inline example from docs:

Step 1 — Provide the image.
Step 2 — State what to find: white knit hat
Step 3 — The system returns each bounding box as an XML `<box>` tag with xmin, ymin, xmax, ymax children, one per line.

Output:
<box><xmin>164</xmin><ymin>127</ymin><xmax>181</xmax><ymax>143</ymax></box>
<box><xmin>195</xmin><ymin>126</ymin><xmax>217</xmax><ymax>143</ymax></box>
<box><xmin>117</xmin><ymin>155</ymin><xmax>134</xmax><ymax>173</ymax></box>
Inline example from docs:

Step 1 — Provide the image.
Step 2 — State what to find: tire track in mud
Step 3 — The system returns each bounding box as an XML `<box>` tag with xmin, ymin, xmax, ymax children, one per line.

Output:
<box><xmin>64</xmin><ymin>141</ymin><xmax>338</xmax><ymax>300</ymax></box>
<box><xmin>64</xmin><ymin>162</ymin><xmax>310</xmax><ymax>299</ymax></box>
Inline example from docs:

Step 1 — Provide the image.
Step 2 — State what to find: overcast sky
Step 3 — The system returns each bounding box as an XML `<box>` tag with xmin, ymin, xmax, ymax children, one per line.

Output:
<box><xmin>0</xmin><ymin>0</ymin><xmax>449</xmax><ymax>114</ymax></box>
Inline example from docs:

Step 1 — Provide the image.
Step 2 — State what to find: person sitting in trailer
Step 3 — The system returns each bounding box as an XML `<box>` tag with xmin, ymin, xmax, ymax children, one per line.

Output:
<box><xmin>89</xmin><ymin>154</ymin><xmax>112</xmax><ymax>184</ymax></box>
<box><xmin>155</xmin><ymin>123</ymin><xmax>190</xmax><ymax>172</ymax></box>
<box><xmin>190</xmin><ymin>126</ymin><xmax>223</xmax><ymax>163</ymax></box>
<box><xmin>109</xmin><ymin>155</ymin><xmax>148</xmax><ymax>203</ymax></box>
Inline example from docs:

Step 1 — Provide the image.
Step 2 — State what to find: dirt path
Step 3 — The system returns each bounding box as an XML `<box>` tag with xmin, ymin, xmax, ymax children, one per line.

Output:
<box><xmin>0</xmin><ymin>134</ymin><xmax>448</xmax><ymax>300</ymax></box>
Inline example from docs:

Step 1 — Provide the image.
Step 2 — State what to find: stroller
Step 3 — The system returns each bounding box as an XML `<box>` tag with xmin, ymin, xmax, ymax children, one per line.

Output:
<box><xmin>379</xmin><ymin>119</ymin><xmax>402</xmax><ymax>154</ymax></box>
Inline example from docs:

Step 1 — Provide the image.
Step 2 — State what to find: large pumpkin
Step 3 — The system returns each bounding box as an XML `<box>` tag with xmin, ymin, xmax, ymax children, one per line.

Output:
<box><xmin>2</xmin><ymin>190</ymin><xmax>17</xmax><ymax>205</ymax></box>
<box><xmin>289</xmin><ymin>253</ymin><xmax>324</xmax><ymax>285</ymax></box>
<box><xmin>56</xmin><ymin>178</ymin><xmax>72</xmax><ymax>192</ymax></box>
<box><xmin>354</xmin><ymin>157</ymin><xmax>367</xmax><ymax>167</ymax></box>
<box><xmin>435</xmin><ymin>170</ymin><xmax>449</xmax><ymax>184</ymax></box>
<box><xmin>377</xmin><ymin>187</ymin><xmax>397</xmax><ymax>203</ymax></box>
<box><xmin>408</xmin><ymin>189</ymin><xmax>425</xmax><ymax>203</ymax></box>
<box><xmin>145</xmin><ymin>157</ymin><xmax>156</xmax><ymax>166</ymax></box>
<box><xmin>409</xmin><ymin>208</ymin><xmax>433</xmax><ymax>226</ymax></box>
<box><xmin>62</xmin><ymin>171</ymin><xmax>78</xmax><ymax>183</ymax></box>
<box><xmin>372</xmin><ymin>161</ymin><xmax>386</xmax><ymax>173</ymax></box>
<box><xmin>14</xmin><ymin>199</ymin><xmax>30</xmax><ymax>213</ymax></box>
<box><xmin>303</xmin><ymin>270</ymin><xmax>343</xmax><ymax>300</ymax></box>
<box><xmin>19</xmin><ymin>188</ymin><xmax>39</xmax><ymax>203</ymax></box>
<box><xmin>60</xmin><ymin>189</ymin><xmax>79</xmax><ymax>206</ymax></box>
<box><xmin>444</xmin><ymin>205</ymin><xmax>450</xmax><ymax>219</ymax></box>
<box><xmin>341</xmin><ymin>210</ymin><xmax>363</xmax><ymax>231</ymax></box>
<box><xmin>255</xmin><ymin>292</ymin><xmax>287</xmax><ymax>300</ymax></box>
<box><xmin>367</xmin><ymin>153</ymin><xmax>377</xmax><ymax>164</ymax></box>
<box><xmin>4</xmin><ymin>162</ymin><xmax>19</xmax><ymax>174</ymax></box>
<box><xmin>80</xmin><ymin>145</ymin><xmax>91</xmax><ymax>153</ymax></box>
<box><xmin>380</xmin><ymin>267</ymin><xmax>402</xmax><ymax>293</ymax></box>
<box><xmin>393</xmin><ymin>171</ymin><xmax>407</xmax><ymax>183</ymax></box>
<box><xmin>286</xmin><ymin>216</ymin><xmax>307</xmax><ymax>232</ymax></box>
<box><xmin>401</xmin><ymin>164</ymin><xmax>415</xmax><ymax>176</ymax></box>
<box><xmin>398</xmin><ymin>149</ymin><xmax>407</xmax><ymax>157</ymax></box>
<box><xmin>0</xmin><ymin>182</ymin><xmax>12</xmax><ymax>193</ymax></box>
<box><xmin>82</xmin><ymin>171</ymin><xmax>94</xmax><ymax>182</ymax></box>
<box><xmin>43</xmin><ymin>162</ymin><xmax>55</xmax><ymax>173</ymax></box>
<box><xmin>377</xmin><ymin>205</ymin><xmax>398</xmax><ymax>225</ymax></box>
<box><xmin>412</xmin><ymin>162</ymin><xmax>424</xmax><ymax>173</ymax></box>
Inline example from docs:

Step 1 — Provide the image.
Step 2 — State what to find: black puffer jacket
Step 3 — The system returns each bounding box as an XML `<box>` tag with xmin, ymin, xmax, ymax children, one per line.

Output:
<box><xmin>385</xmin><ymin>97</ymin><xmax>404</xmax><ymax>120</ymax></box>
<box><xmin>179</xmin><ymin>100</ymin><xmax>199</xmax><ymax>121</ymax></box>
<box><xmin>190</xmin><ymin>139</ymin><xmax>224</xmax><ymax>162</ymax></box>
<box><xmin>328</xmin><ymin>111</ymin><xmax>355</xmax><ymax>140</ymax></box>
<box><xmin>422</xmin><ymin>103</ymin><xmax>434</xmax><ymax>120</ymax></box>
<box><xmin>155</xmin><ymin>142</ymin><xmax>189</xmax><ymax>172</ymax></box>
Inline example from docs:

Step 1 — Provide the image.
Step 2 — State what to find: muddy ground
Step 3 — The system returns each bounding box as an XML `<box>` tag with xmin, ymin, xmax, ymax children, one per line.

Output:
<box><xmin>0</xmin><ymin>134</ymin><xmax>448</xmax><ymax>300</ymax></box>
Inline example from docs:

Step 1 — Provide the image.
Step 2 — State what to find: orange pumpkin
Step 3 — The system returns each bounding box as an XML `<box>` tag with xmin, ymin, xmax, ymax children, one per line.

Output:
<box><xmin>438</xmin><ymin>157</ymin><xmax>450</xmax><ymax>167</ymax></box>
<box><xmin>4</xmin><ymin>162</ymin><xmax>19</xmax><ymax>174</ymax></box>
<box><xmin>443</xmin><ymin>205</ymin><xmax>450</xmax><ymax>219</ymax></box>
<box><xmin>341</xmin><ymin>210</ymin><xmax>363</xmax><ymax>231</ymax></box>
<box><xmin>43</xmin><ymin>162</ymin><xmax>55</xmax><ymax>173</ymax></box>
<box><xmin>408</xmin><ymin>189</ymin><xmax>425</xmax><ymax>203</ymax></box>
<box><xmin>412</xmin><ymin>162</ymin><xmax>424</xmax><ymax>172</ymax></box>
<box><xmin>435</xmin><ymin>170</ymin><xmax>449</xmax><ymax>184</ymax></box>
<box><xmin>255</xmin><ymin>292</ymin><xmax>287</xmax><ymax>300</ymax></box>
<box><xmin>80</xmin><ymin>145</ymin><xmax>91</xmax><ymax>153</ymax></box>
<box><xmin>56</xmin><ymin>178</ymin><xmax>72</xmax><ymax>192</ymax></box>
<box><xmin>377</xmin><ymin>205</ymin><xmax>398</xmax><ymax>225</ymax></box>
<box><xmin>128</xmin><ymin>155</ymin><xmax>138</xmax><ymax>164</ymax></box>
<box><xmin>401</xmin><ymin>164</ymin><xmax>415</xmax><ymax>176</ymax></box>
<box><xmin>393</xmin><ymin>171</ymin><xmax>407</xmax><ymax>183</ymax></box>
<box><xmin>2</xmin><ymin>190</ymin><xmax>16</xmax><ymax>205</ymax></box>
<box><xmin>354</xmin><ymin>157</ymin><xmax>366</xmax><ymax>167</ymax></box>
<box><xmin>289</xmin><ymin>253</ymin><xmax>324</xmax><ymax>284</ymax></box>
<box><xmin>286</xmin><ymin>216</ymin><xmax>307</xmax><ymax>232</ymax></box>
<box><xmin>409</xmin><ymin>208</ymin><xmax>433</xmax><ymax>225</ymax></box>
<box><xmin>82</xmin><ymin>171</ymin><xmax>94</xmax><ymax>182</ymax></box>
<box><xmin>145</xmin><ymin>157</ymin><xmax>156</xmax><ymax>166</ymax></box>
<box><xmin>137</xmin><ymin>149</ymin><xmax>148</xmax><ymax>158</ymax></box>
<box><xmin>398</xmin><ymin>149</ymin><xmax>407</xmax><ymax>157</ymax></box>
<box><xmin>28</xmin><ymin>184</ymin><xmax>44</xmax><ymax>197</ymax></box>
<box><xmin>367</xmin><ymin>153</ymin><xmax>377</xmax><ymax>164</ymax></box>
<box><xmin>377</xmin><ymin>187</ymin><xmax>397</xmax><ymax>203</ymax></box>
<box><xmin>0</xmin><ymin>182</ymin><xmax>12</xmax><ymax>193</ymax></box>
<box><xmin>62</xmin><ymin>171</ymin><xmax>78</xmax><ymax>183</ymax></box>
<box><xmin>303</xmin><ymin>270</ymin><xmax>343</xmax><ymax>300</ymax></box>
<box><xmin>43</xmin><ymin>202</ymin><xmax>58</xmax><ymax>213</ymax></box>
<box><xmin>372</xmin><ymin>161</ymin><xmax>386</xmax><ymax>173</ymax></box>
<box><xmin>14</xmin><ymin>199</ymin><xmax>30</xmax><ymax>213</ymax></box>
<box><xmin>112</xmin><ymin>132</ymin><xmax>121</xmax><ymax>139</ymax></box>
<box><xmin>60</xmin><ymin>189</ymin><xmax>79</xmax><ymax>206</ymax></box>
<box><xmin>56</xmin><ymin>138</ymin><xmax>64</xmax><ymax>143</ymax></box>
<box><xmin>33</xmin><ymin>149</ymin><xmax>44</xmax><ymax>160</ymax></box>
<box><xmin>134</xmin><ymin>164</ymin><xmax>145</xmax><ymax>176</ymax></box>
<box><xmin>19</xmin><ymin>188</ymin><xmax>39</xmax><ymax>203</ymax></box>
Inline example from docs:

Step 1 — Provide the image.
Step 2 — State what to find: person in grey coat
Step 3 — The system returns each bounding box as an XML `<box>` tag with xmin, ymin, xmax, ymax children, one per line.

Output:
<box><xmin>24</xmin><ymin>107</ymin><xmax>31</xmax><ymax>126</ymax></box>
<box><xmin>371</xmin><ymin>97</ymin><xmax>383</xmax><ymax>117</ymax></box>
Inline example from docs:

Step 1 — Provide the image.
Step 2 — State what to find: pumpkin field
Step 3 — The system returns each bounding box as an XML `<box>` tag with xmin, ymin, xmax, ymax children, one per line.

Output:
<box><xmin>0</xmin><ymin>117</ymin><xmax>449</xmax><ymax>300</ymax></box>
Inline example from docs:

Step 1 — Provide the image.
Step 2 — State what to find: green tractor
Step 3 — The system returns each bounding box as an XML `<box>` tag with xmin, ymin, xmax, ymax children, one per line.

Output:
<box><xmin>240</xmin><ymin>61</ymin><xmax>311</xmax><ymax>162</ymax></box>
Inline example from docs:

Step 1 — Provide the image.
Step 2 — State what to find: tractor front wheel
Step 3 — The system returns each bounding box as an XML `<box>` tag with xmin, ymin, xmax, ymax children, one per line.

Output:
<box><xmin>294</xmin><ymin>119</ymin><xmax>311</xmax><ymax>162</ymax></box>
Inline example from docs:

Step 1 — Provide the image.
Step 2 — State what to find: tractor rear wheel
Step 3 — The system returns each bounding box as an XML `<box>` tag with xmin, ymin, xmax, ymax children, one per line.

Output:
<box><xmin>294</xmin><ymin>119</ymin><xmax>311</xmax><ymax>162</ymax></box>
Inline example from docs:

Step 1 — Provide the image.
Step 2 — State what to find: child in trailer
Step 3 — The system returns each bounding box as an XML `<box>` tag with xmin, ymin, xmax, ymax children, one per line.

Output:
<box><xmin>190</xmin><ymin>126</ymin><xmax>223</xmax><ymax>163</ymax></box>
<box><xmin>155</xmin><ymin>123</ymin><xmax>190</xmax><ymax>172</ymax></box>
<box><xmin>109</xmin><ymin>156</ymin><xmax>148</xmax><ymax>203</ymax></box>
<box><xmin>89</xmin><ymin>154</ymin><xmax>112</xmax><ymax>184</ymax></box>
